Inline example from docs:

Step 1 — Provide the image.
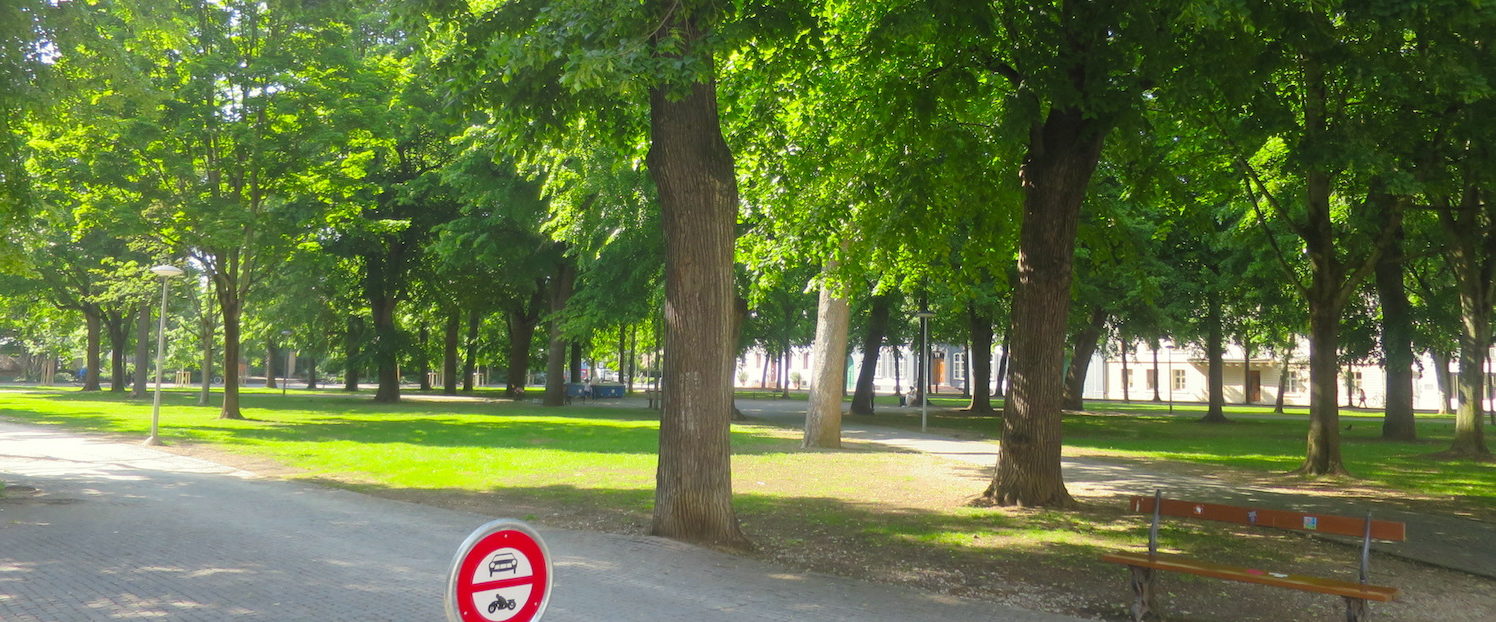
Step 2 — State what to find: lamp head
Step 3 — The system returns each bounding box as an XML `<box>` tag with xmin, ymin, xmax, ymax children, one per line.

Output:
<box><xmin>150</xmin><ymin>265</ymin><xmax>185</xmax><ymax>278</ymax></box>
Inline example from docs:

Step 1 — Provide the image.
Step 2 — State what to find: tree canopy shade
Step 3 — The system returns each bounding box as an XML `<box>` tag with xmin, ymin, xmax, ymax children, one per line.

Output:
<box><xmin>421</xmin><ymin>0</ymin><xmax>823</xmax><ymax>548</ymax></box>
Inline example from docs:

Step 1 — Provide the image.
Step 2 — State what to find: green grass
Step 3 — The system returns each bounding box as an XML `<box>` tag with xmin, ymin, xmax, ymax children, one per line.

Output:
<box><xmin>860</xmin><ymin>398</ymin><xmax>1496</xmax><ymax>508</ymax></box>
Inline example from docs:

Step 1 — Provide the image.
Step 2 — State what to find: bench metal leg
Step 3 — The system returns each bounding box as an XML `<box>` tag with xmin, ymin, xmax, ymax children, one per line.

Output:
<box><xmin>1344</xmin><ymin>597</ymin><xmax>1369</xmax><ymax>622</ymax></box>
<box><xmin>1127</xmin><ymin>565</ymin><xmax>1161</xmax><ymax>621</ymax></box>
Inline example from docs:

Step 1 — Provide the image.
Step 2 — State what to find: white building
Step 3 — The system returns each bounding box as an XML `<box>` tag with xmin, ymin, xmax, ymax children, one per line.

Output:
<box><xmin>735</xmin><ymin>339</ymin><xmax>1468</xmax><ymax>411</ymax></box>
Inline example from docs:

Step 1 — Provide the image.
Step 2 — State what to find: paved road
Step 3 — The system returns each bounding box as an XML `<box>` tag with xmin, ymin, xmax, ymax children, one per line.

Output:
<box><xmin>0</xmin><ymin>421</ymin><xmax>1083</xmax><ymax>622</ymax></box>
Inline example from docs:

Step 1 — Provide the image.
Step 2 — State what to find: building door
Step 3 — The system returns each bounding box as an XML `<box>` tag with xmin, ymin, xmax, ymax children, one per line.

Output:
<box><xmin>931</xmin><ymin>359</ymin><xmax>945</xmax><ymax>392</ymax></box>
<box><xmin>1246</xmin><ymin>370</ymin><xmax>1262</xmax><ymax>402</ymax></box>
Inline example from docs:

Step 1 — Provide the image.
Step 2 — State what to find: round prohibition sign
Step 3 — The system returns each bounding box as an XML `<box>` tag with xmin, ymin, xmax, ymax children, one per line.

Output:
<box><xmin>446</xmin><ymin>519</ymin><xmax>553</xmax><ymax>622</ymax></box>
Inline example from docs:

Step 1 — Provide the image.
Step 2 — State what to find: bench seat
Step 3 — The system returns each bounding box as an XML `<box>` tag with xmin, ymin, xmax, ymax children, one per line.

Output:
<box><xmin>1101</xmin><ymin>551</ymin><xmax>1399</xmax><ymax>602</ymax></box>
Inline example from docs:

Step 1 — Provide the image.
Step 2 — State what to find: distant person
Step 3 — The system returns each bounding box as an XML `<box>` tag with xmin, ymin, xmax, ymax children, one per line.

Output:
<box><xmin>1357</xmin><ymin>388</ymin><xmax>1367</xmax><ymax>408</ymax></box>
<box><xmin>896</xmin><ymin>391</ymin><xmax>906</xmax><ymax>407</ymax></box>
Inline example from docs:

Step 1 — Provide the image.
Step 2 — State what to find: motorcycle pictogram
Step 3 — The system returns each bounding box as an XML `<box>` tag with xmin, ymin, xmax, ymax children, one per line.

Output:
<box><xmin>487</xmin><ymin>594</ymin><xmax>517</xmax><ymax>614</ymax></box>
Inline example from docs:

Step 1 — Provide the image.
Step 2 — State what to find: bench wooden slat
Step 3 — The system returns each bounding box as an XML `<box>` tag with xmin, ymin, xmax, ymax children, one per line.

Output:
<box><xmin>1128</xmin><ymin>496</ymin><xmax>1406</xmax><ymax>541</ymax></box>
<box><xmin>1101</xmin><ymin>551</ymin><xmax>1399</xmax><ymax>602</ymax></box>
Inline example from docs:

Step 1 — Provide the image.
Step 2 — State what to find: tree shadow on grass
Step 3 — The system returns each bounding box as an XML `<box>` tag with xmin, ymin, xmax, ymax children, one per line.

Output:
<box><xmin>321</xmin><ymin>479</ymin><xmax>1378</xmax><ymax>622</ymax></box>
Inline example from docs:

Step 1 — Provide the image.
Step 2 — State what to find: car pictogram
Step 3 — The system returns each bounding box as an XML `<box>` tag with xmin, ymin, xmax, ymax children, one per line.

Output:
<box><xmin>487</xmin><ymin>552</ymin><xmax>519</xmax><ymax>576</ymax></box>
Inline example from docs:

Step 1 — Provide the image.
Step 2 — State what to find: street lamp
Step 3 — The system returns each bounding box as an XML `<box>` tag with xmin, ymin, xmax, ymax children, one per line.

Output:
<box><xmin>145</xmin><ymin>264</ymin><xmax>185</xmax><ymax>446</ymax></box>
<box><xmin>1165</xmin><ymin>344</ymin><xmax>1176</xmax><ymax>415</ymax></box>
<box><xmin>281</xmin><ymin>329</ymin><xmax>292</xmax><ymax>396</ymax></box>
<box><xmin>914</xmin><ymin>307</ymin><xmax>936</xmax><ymax>432</ymax></box>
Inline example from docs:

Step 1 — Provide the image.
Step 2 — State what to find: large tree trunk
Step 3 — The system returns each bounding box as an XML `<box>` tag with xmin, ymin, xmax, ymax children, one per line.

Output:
<box><xmin>505</xmin><ymin>304</ymin><xmax>539</xmax><ymax>398</ymax></box>
<box><xmin>965</xmin><ymin>304</ymin><xmax>995</xmax><ymax>414</ymax></box>
<box><xmin>994</xmin><ymin>323</ymin><xmax>1009</xmax><ymax>398</ymax></box>
<box><xmin>643</xmin><ymin>11</ymin><xmax>748</xmax><ymax>548</ymax></box>
<box><xmin>1432</xmin><ymin>350</ymin><xmax>1454</xmax><ymax>414</ymax></box>
<box><xmin>1061</xmin><ymin>306</ymin><xmax>1107</xmax><ymax>411</ymax></box>
<box><xmin>132</xmin><ymin>304</ymin><xmax>150</xmax><ymax>399</ymax></box>
<box><xmin>343</xmin><ymin>315</ymin><xmax>362</xmax><ymax>392</ymax></box>
<box><xmin>804</xmin><ymin>271</ymin><xmax>851</xmax><ymax>448</ymax></box>
<box><xmin>106</xmin><ymin>311</ymin><xmax>128</xmax><ymax>392</ymax></box>
<box><xmin>1299</xmin><ymin>152</ymin><xmax>1349</xmax><ymax>475</ymax></box>
<box><xmin>371</xmin><ymin>295</ymin><xmax>400</xmax><ymax>403</ymax></box>
<box><xmin>443</xmin><ymin>310</ymin><xmax>460</xmax><ymax>395</ymax></box>
<box><xmin>1120</xmin><ymin>337</ymin><xmax>1130</xmax><ymax>402</ymax></box>
<box><xmin>1201</xmin><ymin>293</ymin><xmax>1229</xmax><ymax>423</ymax></box>
<box><xmin>1241</xmin><ymin>339</ymin><xmax>1252</xmax><ymax>405</ymax></box>
<box><xmin>417</xmin><ymin>325</ymin><xmax>432</xmax><ymax>391</ymax></box>
<box><xmin>83</xmin><ymin>309</ymin><xmax>102</xmax><ymax>391</ymax></box>
<box><xmin>1151</xmin><ymin>345</ymin><xmax>1162</xmax><ymax>402</ymax></box>
<box><xmin>199</xmin><ymin>306</ymin><xmax>215</xmax><ymax>405</ymax></box>
<box><xmin>543</xmin><ymin>258</ymin><xmax>575</xmax><ymax>407</ymax></box>
<box><xmin>983</xmin><ymin>104</ymin><xmax>1106</xmax><ymax>508</ymax></box>
<box><xmin>1275</xmin><ymin>350</ymin><xmax>1292</xmax><ymax>414</ymax></box>
<box><xmin>306</xmin><ymin>357</ymin><xmax>318</xmax><ymax>390</ymax></box>
<box><xmin>850</xmin><ymin>295</ymin><xmax>892</xmax><ymax>415</ymax></box>
<box><xmin>218</xmin><ymin>296</ymin><xmax>244</xmax><ymax>420</ymax></box>
<box><xmin>1446</xmin><ymin>256</ymin><xmax>1493</xmax><ymax>458</ymax></box>
<box><xmin>463</xmin><ymin>308</ymin><xmax>480</xmax><ymax>391</ymax></box>
<box><xmin>266</xmin><ymin>338</ymin><xmax>278</xmax><ymax>389</ymax></box>
<box><xmin>569</xmin><ymin>342</ymin><xmax>583</xmax><ymax>383</ymax></box>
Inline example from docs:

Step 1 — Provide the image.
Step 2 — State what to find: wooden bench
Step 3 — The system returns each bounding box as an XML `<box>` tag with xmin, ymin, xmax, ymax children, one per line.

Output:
<box><xmin>1101</xmin><ymin>491</ymin><xmax>1404</xmax><ymax>622</ymax></box>
<box><xmin>644</xmin><ymin>389</ymin><xmax>662</xmax><ymax>410</ymax></box>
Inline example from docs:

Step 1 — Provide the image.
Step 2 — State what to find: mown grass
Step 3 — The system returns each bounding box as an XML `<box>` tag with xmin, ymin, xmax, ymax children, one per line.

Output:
<box><xmin>859</xmin><ymin>398</ymin><xmax>1495</xmax><ymax>507</ymax></box>
<box><xmin>0</xmin><ymin>387</ymin><xmax>1158</xmax><ymax>563</ymax></box>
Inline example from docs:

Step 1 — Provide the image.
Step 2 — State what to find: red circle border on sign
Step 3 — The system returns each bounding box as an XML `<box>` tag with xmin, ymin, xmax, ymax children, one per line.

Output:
<box><xmin>453</xmin><ymin>528</ymin><xmax>550</xmax><ymax>622</ymax></box>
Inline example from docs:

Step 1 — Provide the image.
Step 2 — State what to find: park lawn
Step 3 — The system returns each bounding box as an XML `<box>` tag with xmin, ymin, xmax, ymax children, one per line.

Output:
<box><xmin>2</xmin><ymin>387</ymin><xmax>1486</xmax><ymax>620</ymax></box>
<box><xmin>859</xmin><ymin>400</ymin><xmax>1496</xmax><ymax>511</ymax></box>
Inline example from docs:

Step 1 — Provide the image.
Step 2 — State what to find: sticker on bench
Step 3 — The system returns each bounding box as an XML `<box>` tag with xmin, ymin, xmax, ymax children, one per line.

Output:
<box><xmin>1193</xmin><ymin>505</ymin><xmax>1204</xmax><ymax>514</ymax></box>
<box><xmin>1303</xmin><ymin>516</ymin><xmax>1318</xmax><ymax>530</ymax></box>
<box><xmin>1247</xmin><ymin>510</ymin><xmax>1258</xmax><ymax>524</ymax></box>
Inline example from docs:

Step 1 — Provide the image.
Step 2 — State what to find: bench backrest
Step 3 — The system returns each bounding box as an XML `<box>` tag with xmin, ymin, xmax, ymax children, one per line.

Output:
<box><xmin>1128</xmin><ymin>495</ymin><xmax>1406</xmax><ymax>541</ymax></box>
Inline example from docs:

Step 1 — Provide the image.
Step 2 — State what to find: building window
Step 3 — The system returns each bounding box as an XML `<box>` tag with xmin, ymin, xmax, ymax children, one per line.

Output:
<box><xmin>1172</xmin><ymin>369</ymin><xmax>1186</xmax><ymax>391</ymax></box>
<box><xmin>1287</xmin><ymin>370</ymin><xmax>1304</xmax><ymax>393</ymax></box>
<box><xmin>953</xmin><ymin>352</ymin><xmax>966</xmax><ymax>380</ymax></box>
<box><xmin>1146</xmin><ymin>369</ymin><xmax>1157</xmax><ymax>390</ymax></box>
<box><xmin>1124</xmin><ymin>369</ymin><xmax>1133</xmax><ymax>388</ymax></box>
<box><xmin>803</xmin><ymin>352</ymin><xmax>811</xmax><ymax>368</ymax></box>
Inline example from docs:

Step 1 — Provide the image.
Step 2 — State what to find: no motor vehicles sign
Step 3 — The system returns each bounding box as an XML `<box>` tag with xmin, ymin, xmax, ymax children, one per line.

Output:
<box><xmin>446</xmin><ymin>519</ymin><xmax>553</xmax><ymax>622</ymax></box>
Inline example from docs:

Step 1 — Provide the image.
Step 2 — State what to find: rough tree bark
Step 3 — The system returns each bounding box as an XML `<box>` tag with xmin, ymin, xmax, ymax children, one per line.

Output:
<box><xmin>1061</xmin><ymin>306</ymin><xmax>1107</xmax><ymax>411</ymax></box>
<box><xmin>83</xmin><ymin>310</ymin><xmax>102</xmax><ymax>391</ymax></box>
<box><xmin>1372</xmin><ymin>238</ymin><xmax>1416</xmax><ymax>438</ymax></box>
<box><xmin>965</xmin><ymin>304</ymin><xmax>995</xmax><ymax>414</ymax></box>
<box><xmin>1151</xmin><ymin>345</ymin><xmax>1162</xmax><ymax>402</ymax></box>
<box><xmin>1275</xmin><ymin>350</ymin><xmax>1291</xmax><ymax>414</ymax></box>
<box><xmin>994</xmin><ymin>323</ymin><xmax>1009</xmax><ymax>398</ymax></box>
<box><xmin>417</xmin><ymin>326</ymin><xmax>431</xmax><ymax>391</ymax></box>
<box><xmin>982</xmin><ymin>102</ymin><xmax>1107</xmax><ymax>507</ymax></box>
<box><xmin>644</xmin><ymin>4</ymin><xmax>748</xmax><ymax>547</ymax></box>
<box><xmin>505</xmin><ymin>285</ymin><xmax>545</xmax><ymax>397</ymax></box>
<box><xmin>1432</xmin><ymin>351</ymin><xmax>1453</xmax><ymax>414</ymax></box>
<box><xmin>343</xmin><ymin>315</ymin><xmax>362</xmax><ymax>392</ymax></box>
<box><xmin>804</xmin><ymin>270</ymin><xmax>851</xmax><ymax>448</ymax></box>
<box><xmin>217</xmin><ymin>293</ymin><xmax>244</xmax><ymax>419</ymax></box>
<box><xmin>1120</xmin><ymin>337</ymin><xmax>1131</xmax><ymax>402</ymax></box>
<box><xmin>443</xmin><ymin>310</ymin><xmax>460</xmax><ymax>395</ymax></box>
<box><xmin>105</xmin><ymin>310</ymin><xmax>128</xmax><ymax>392</ymax></box>
<box><xmin>543</xmin><ymin>258</ymin><xmax>575</xmax><ymax>407</ymax></box>
<box><xmin>850</xmin><ymin>295</ymin><xmax>892</xmax><ymax>415</ymax></box>
<box><xmin>1201</xmin><ymin>293</ymin><xmax>1229</xmax><ymax>423</ymax></box>
<box><xmin>132</xmin><ymin>304</ymin><xmax>149</xmax><ymax>399</ymax></box>
<box><xmin>371</xmin><ymin>294</ymin><xmax>400</xmax><ymax>403</ymax></box>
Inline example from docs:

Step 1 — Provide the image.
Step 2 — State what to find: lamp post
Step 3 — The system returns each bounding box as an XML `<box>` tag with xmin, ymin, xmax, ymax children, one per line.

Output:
<box><xmin>281</xmin><ymin>329</ymin><xmax>292</xmax><ymax>396</ymax></box>
<box><xmin>145</xmin><ymin>264</ymin><xmax>185</xmax><ymax>446</ymax></box>
<box><xmin>1165</xmin><ymin>344</ymin><xmax>1176</xmax><ymax>415</ymax></box>
<box><xmin>914</xmin><ymin>307</ymin><xmax>936</xmax><ymax>432</ymax></box>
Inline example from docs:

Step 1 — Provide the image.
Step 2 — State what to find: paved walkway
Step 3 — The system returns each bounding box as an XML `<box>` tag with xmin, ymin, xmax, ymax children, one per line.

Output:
<box><xmin>0</xmin><ymin>420</ymin><xmax>1083</xmax><ymax>622</ymax></box>
<box><xmin>731</xmin><ymin>399</ymin><xmax>1496</xmax><ymax>580</ymax></box>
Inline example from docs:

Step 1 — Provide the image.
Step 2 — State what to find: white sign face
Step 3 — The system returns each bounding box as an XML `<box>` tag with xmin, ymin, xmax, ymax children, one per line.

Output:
<box><xmin>446</xmin><ymin>520</ymin><xmax>553</xmax><ymax>622</ymax></box>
